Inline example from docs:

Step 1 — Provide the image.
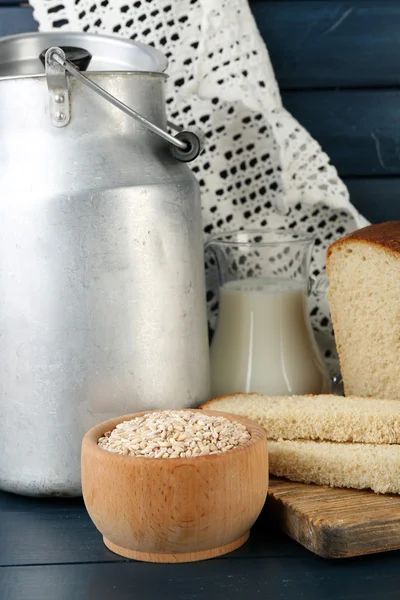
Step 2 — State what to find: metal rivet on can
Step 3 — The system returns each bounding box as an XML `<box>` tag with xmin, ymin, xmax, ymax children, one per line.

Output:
<box><xmin>54</xmin><ymin>111</ymin><xmax>66</xmax><ymax>122</ymax></box>
<box><xmin>54</xmin><ymin>94</ymin><xmax>65</xmax><ymax>104</ymax></box>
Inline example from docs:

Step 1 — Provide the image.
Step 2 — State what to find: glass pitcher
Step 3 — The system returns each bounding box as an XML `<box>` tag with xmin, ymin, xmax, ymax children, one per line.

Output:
<box><xmin>206</xmin><ymin>229</ymin><xmax>331</xmax><ymax>397</ymax></box>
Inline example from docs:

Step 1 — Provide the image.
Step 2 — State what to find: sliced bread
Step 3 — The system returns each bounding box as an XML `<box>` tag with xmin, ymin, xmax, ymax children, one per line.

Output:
<box><xmin>269</xmin><ymin>440</ymin><xmax>400</xmax><ymax>494</ymax></box>
<box><xmin>327</xmin><ymin>221</ymin><xmax>400</xmax><ymax>399</ymax></box>
<box><xmin>201</xmin><ymin>393</ymin><xmax>400</xmax><ymax>444</ymax></box>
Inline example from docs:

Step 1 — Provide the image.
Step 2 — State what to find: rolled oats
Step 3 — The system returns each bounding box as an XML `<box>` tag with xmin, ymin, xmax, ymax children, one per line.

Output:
<box><xmin>98</xmin><ymin>410</ymin><xmax>251</xmax><ymax>458</ymax></box>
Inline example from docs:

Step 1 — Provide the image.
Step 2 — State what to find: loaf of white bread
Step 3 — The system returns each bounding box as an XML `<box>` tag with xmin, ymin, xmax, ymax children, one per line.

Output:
<box><xmin>201</xmin><ymin>393</ymin><xmax>400</xmax><ymax>494</ymax></box>
<box><xmin>327</xmin><ymin>221</ymin><xmax>400</xmax><ymax>399</ymax></box>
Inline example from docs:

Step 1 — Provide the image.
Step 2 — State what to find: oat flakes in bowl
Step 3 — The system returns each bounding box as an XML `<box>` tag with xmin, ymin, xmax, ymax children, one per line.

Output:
<box><xmin>82</xmin><ymin>408</ymin><xmax>268</xmax><ymax>563</ymax></box>
<box><xmin>98</xmin><ymin>410</ymin><xmax>251</xmax><ymax>458</ymax></box>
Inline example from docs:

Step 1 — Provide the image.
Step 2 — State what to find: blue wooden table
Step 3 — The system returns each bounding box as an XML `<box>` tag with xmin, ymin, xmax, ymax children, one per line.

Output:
<box><xmin>1</xmin><ymin>488</ymin><xmax>400</xmax><ymax>600</ymax></box>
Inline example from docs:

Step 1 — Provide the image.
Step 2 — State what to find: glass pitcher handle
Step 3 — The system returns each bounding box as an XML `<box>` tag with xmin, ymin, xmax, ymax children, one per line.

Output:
<box><xmin>309</xmin><ymin>273</ymin><xmax>329</xmax><ymax>296</ymax></box>
<box><xmin>331</xmin><ymin>373</ymin><xmax>344</xmax><ymax>395</ymax></box>
<box><xmin>308</xmin><ymin>273</ymin><xmax>344</xmax><ymax>395</ymax></box>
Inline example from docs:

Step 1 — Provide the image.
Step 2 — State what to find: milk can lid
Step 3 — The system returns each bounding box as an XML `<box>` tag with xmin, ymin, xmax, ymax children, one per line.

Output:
<box><xmin>0</xmin><ymin>32</ymin><xmax>168</xmax><ymax>78</ymax></box>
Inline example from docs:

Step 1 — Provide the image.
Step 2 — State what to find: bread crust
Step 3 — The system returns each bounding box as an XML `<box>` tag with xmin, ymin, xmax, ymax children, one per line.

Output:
<box><xmin>327</xmin><ymin>221</ymin><xmax>400</xmax><ymax>265</ymax></box>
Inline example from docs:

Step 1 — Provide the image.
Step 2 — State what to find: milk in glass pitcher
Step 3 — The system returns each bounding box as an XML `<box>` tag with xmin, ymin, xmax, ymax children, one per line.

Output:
<box><xmin>207</xmin><ymin>230</ymin><xmax>331</xmax><ymax>397</ymax></box>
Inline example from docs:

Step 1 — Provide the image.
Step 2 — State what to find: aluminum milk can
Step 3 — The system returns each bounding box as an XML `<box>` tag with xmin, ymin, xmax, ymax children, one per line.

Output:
<box><xmin>0</xmin><ymin>33</ymin><xmax>210</xmax><ymax>496</ymax></box>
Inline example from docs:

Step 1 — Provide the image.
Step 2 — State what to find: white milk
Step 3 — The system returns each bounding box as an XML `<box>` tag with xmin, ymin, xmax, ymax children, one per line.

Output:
<box><xmin>210</xmin><ymin>278</ymin><xmax>329</xmax><ymax>397</ymax></box>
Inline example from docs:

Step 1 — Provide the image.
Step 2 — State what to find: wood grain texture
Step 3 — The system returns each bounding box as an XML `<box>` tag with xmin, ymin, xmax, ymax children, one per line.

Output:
<box><xmin>0</xmin><ymin>498</ymin><xmax>121</xmax><ymax>566</ymax></box>
<box><xmin>282</xmin><ymin>89</ymin><xmax>400</xmax><ymax>176</ymax></box>
<box><xmin>267</xmin><ymin>476</ymin><xmax>400</xmax><ymax>558</ymax></box>
<box><xmin>252</xmin><ymin>1</ymin><xmax>400</xmax><ymax>90</ymax></box>
<box><xmin>81</xmin><ymin>410</ymin><xmax>268</xmax><ymax>562</ymax></box>
<box><xmin>344</xmin><ymin>178</ymin><xmax>400</xmax><ymax>224</ymax></box>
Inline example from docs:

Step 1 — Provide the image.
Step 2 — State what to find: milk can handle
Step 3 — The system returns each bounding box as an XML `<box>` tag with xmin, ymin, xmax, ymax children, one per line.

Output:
<box><xmin>44</xmin><ymin>47</ymin><xmax>203</xmax><ymax>163</ymax></box>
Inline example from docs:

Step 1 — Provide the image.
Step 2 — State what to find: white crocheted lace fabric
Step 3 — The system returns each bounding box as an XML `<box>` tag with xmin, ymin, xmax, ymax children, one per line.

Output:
<box><xmin>31</xmin><ymin>0</ymin><xmax>369</xmax><ymax>373</ymax></box>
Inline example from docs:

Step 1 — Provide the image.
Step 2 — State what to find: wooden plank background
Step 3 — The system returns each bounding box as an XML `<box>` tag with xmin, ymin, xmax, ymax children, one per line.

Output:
<box><xmin>1</xmin><ymin>0</ymin><xmax>400</xmax><ymax>224</ymax></box>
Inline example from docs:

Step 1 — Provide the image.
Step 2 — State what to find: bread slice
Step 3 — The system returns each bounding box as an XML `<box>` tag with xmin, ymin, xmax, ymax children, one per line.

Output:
<box><xmin>201</xmin><ymin>393</ymin><xmax>400</xmax><ymax>444</ymax></box>
<box><xmin>327</xmin><ymin>221</ymin><xmax>400</xmax><ymax>399</ymax></box>
<box><xmin>269</xmin><ymin>439</ymin><xmax>400</xmax><ymax>494</ymax></box>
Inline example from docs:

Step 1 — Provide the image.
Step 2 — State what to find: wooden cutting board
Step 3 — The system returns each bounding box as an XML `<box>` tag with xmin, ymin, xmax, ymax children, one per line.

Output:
<box><xmin>266</xmin><ymin>477</ymin><xmax>400</xmax><ymax>559</ymax></box>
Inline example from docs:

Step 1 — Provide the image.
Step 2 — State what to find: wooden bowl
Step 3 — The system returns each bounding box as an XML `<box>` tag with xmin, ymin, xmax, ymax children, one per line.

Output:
<box><xmin>81</xmin><ymin>409</ymin><xmax>268</xmax><ymax>563</ymax></box>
